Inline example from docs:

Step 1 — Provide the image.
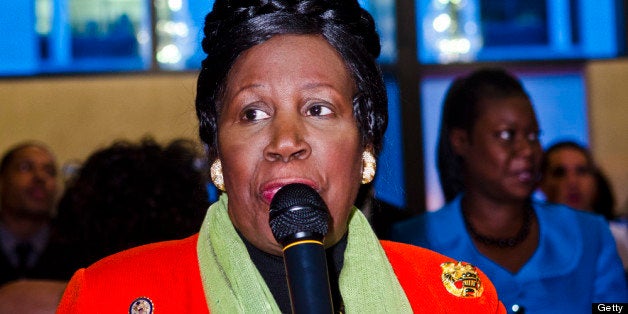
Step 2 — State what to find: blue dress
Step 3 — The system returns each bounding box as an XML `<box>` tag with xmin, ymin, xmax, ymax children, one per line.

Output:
<box><xmin>390</xmin><ymin>195</ymin><xmax>628</xmax><ymax>314</ymax></box>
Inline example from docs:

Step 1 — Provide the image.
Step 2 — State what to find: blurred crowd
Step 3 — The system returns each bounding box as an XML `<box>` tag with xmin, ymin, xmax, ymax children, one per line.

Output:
<box><xmin>0</xmin><ymin>137</ymin><xmax>212</xmax><ymax>311</ymax></box>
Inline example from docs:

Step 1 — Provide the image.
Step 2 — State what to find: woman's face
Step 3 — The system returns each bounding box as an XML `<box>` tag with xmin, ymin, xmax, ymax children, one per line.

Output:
<box><xmin>540</xmin><ymin>147</ymin><xmax>596</xmax><ymax>211</ymax></box>
<box><xmin>217</xmin><ymin>34</ymin><xmax>363</xmax><ymax>255</ymax></box>
<box><xmin>453</xmin><ymin>96</ymin><xmax>542</xmax><ymax>202</ymax></box>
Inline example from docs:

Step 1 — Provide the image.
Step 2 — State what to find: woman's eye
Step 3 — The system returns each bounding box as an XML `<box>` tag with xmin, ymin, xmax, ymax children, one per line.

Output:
<box><xmin>497</xmin><ymin>130</ymin><xmax>514</xmax><ymax>141</ymax></box>
<box><xmin>306</xmin><ymin>104</ymin><xmax>333</xmax><ymax>117</ymax></box>
<box><xmin>527</xmin><ymin>131</ymin><xmax>540</xmax><ymax>142</ymax></box>
<box><xmin>575</xmin><ymin>165</ymin><xmax>592</xmax><ymax>176</ymax></box>
<box><xmin>242</xmin><ymin>108</ymin><xmax>270</xmax><ymax>121</ymax></box>
<box><xmin>551</xmin><ymin>166</ymin><xmax>566</xmax><ymax>178</ymax></box>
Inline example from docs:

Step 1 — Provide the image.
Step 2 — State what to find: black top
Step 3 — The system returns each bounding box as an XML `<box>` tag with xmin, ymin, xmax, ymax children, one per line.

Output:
<box><xmin>242</xmin><ymin>232</ymin><xmax>347</xmax><ymax>313</ymax></box>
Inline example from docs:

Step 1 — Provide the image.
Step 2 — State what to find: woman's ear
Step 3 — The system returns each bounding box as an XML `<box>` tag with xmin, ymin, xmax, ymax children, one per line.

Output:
<box><xmin>449</xmin><ymin>128</ymin><xmax>469</xmax><ymax>156</ymax></box>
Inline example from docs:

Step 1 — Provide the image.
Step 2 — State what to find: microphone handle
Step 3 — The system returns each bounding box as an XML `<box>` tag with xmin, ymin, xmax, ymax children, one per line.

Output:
<box><xmin>283</xmin><ymin>240</ymin><xmax>333</xmax><ymax>314</ymax></box>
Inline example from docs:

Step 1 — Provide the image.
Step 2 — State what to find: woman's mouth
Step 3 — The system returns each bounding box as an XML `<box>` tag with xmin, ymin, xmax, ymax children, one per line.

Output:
<box><xmin>261</xmin><ymin>185</ymin><xmax>283</xmax><ymax>204</ymax></box>
<box><xmin>260</xmin><ymin>179</ymin><xmax>318</xmax><ymax>204</ymax></box>
<box><xmin>516</xmin><ymin>170</ymin><xmax>534</xmax><ymax>183</ymax></box>
<box><xmin>566</xmin><ymin>193</ymin><xmax>584</xmax><ymax>208</ymax></box>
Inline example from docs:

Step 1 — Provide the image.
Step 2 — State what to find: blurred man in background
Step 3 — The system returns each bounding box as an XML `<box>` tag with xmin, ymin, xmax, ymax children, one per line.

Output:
<box><xmin>0</xmin><ymin>141</ymin><xmax>73</xmax><ymax>285</ymax></box>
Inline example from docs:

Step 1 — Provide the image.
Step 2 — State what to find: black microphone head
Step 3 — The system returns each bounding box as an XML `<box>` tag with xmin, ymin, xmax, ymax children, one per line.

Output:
<box><xmin>269</xmin><ymin>183</ymin><xmax>330</xmax><ymax>246</ymax></box>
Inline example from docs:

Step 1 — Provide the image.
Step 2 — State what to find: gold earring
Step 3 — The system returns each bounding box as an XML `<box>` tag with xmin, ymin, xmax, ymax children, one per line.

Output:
<box><xmin>210</xmin><ymin>159</ymin><xmax>225</xmax><ymax>191</ymax></box>
<box><xmin>361</xmin><ymin>151</ymin><xmax>376</xmax><ymax>184</ymax></box>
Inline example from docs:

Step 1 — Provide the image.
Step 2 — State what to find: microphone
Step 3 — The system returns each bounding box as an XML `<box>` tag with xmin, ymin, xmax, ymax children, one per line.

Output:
<box><xmin>269</xmin><ymin>183</ymin><xmax>333</xmax><ymax>314</ymax></box>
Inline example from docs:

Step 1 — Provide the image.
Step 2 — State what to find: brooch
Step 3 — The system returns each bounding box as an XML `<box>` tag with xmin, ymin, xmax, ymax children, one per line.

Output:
<box><xmin>440</xmin><ymin>261</ymin><xmax>483</xmax><ymax>298</ymax></box>
<box><xmin>129</xmin><ymin>297</ymin><xmax>154</xmax><ymax>314</ymax></box>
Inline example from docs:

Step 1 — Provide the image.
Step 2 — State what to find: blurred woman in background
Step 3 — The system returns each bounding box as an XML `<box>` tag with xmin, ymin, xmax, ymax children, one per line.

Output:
<box><xmin>540</xmin><ymin>140</ymin><xmax>628</xmax><ymax>275</ymax></box>
<box><xmin>392</xmin><ymin>68</ymin><xmax>627</xmax><ymax>313</ymax></box>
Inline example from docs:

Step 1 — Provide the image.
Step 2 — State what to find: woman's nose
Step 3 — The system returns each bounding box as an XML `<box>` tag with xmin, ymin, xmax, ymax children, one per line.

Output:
<box><xmin>515</xmin><ymin>136</ymin><xmax>539</xmax><ymax>158</ymax></box>
<box><xmin>263</xmin><ymin>115</ymin><xmax>311</xmax><ymax>162</ymax></box>
<box><xmin>565</xmin><ymin>171</ymin><xmax>580</xmax><ymax>185</ymax></box>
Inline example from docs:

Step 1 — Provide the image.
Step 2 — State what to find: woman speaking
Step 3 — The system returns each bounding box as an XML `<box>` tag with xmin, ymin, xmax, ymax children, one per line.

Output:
<box><xmin>56</xmin><ymin>1</ymin><xmax>505</xmax><ymax>313</ymax></box>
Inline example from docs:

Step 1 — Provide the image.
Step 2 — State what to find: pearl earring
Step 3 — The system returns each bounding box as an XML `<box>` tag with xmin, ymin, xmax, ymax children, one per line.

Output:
<box><xmin>361</xmin><ymin>151</ymin><xmax>376</xmax><ymax>184</ymax></box>
<box><xmin>210</xmin><ymin>159</ymin><xmax>225</xmax><ymax>191</ymax></box>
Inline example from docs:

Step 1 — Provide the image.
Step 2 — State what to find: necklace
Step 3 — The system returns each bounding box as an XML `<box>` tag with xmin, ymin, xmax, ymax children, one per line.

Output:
<box><xmin>463</xmin><ymin>205</ymin><xmax>534</xmax><ymax>248</ymax></box>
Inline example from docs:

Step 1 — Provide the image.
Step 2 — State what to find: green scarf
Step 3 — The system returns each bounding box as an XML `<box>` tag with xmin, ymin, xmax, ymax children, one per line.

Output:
<box><xmin>197</xmin><ymin>194</ymin><xmax>412</xmax><ymax>313</ymax></box>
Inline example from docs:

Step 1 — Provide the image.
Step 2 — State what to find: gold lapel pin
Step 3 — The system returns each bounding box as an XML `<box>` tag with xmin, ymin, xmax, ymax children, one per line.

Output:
<box><xmin>440</xmin><ymin>261</ymin><xmax>484</xmax><ymax>298</ymax></box>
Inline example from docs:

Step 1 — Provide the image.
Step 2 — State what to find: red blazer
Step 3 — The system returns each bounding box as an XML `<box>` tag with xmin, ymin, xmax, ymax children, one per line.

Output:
<box><xmin>57</xmin><ymin>234</ymin><xmax>505</xmax><ymax>313</ymax></box>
